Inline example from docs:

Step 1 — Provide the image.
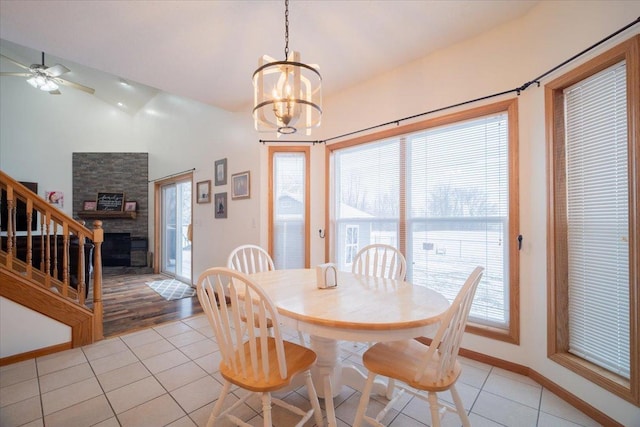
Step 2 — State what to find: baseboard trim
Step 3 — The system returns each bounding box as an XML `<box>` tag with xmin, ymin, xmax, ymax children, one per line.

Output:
<box><xmin>458</xmin><ymin>347</ymin><xmax>624</xmax><ymax>427</ymax></box>
<box><xmin>0</xmin><ymin>342</ymin><xmax>72</xmax><ymax>367</ymax></box>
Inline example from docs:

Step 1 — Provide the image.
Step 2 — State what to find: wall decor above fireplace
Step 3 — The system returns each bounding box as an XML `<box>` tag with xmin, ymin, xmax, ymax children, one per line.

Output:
<box><xmin>96</xmin><ymin>192</ymin><xmax>125</xmax><ymax>211</ymax></box>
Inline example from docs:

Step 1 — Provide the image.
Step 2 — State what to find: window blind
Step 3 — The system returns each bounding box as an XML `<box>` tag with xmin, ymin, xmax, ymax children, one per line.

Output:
<box><xmin>332</xmin><ymin>112</ymin><xmax>512</xmax><ymax>329</ymax></box>
<box><xmin>407</xmin><ymin>114</ymin><xmax>509</xmax><ymax>327</ymax></box>
<box><xmin>272</xmin><ymin>152</ymin><xmax>306</xmax><ymax>269</ymax></box>
<box><xmin>333</xmin><ymin>140</ymin><xmax>400</xmax><ymax>271</ymax></box>
<box><xmin>564</xmin><ymin>61</ymin><xmax>630</xmax><ymax>378</ymax></box>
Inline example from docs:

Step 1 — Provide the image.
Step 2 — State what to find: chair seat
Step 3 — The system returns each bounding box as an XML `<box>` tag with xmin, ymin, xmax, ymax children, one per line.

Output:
<box><xmin>221</xmin><ymin>337</ymin><xmax>317</xmax><ymax>392</ymax></box>
<box><xmin>362</xmin><ymin>339</ymin><xmax>461</xmax><ymax>392</ymax></box>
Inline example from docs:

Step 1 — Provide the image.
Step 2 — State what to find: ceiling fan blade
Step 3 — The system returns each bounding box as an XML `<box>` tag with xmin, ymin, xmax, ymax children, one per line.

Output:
<box><xmin>0</xmin><ymin>54</ymin><xmax>31</xmax><ymax>71</ymax></box>
<box><xmin>0</xmin><ymin>72</ymin><xmax>31</xmax><ymax>77</ymax></box>
<box><xmin>55</xmin><ymin>77</ymin><xmax>95</xmax><ymax>94</ymax></box>
<box><xmin>46</xmin><ymin>63</ymin><xmax>70</xmax><ymax>77</ymax></box>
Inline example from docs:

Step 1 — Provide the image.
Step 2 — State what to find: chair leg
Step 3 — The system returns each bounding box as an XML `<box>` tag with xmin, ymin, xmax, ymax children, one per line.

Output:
<box><xmin>261</xmin><ymin>392</ymin><xmax>273</xmax><ymax>427</ymax></box>
<box><xmin>385</xmin><ymin>379</ymin><xmax>396</xmax><ymax>400</ymax></box>
<box><xmin>298</xmin><ymin>331</ymin><xmax>306</xmax><ymax>346</ymax></box>
<box><xmin>427</xmin><ymin>391</ymin><xmax>441</xmax><ymax>427</ymax></box>
<box><xmin>207</xmin><ymin>380</ymin><xmax>231</xmax><ymax>427</ymax></box>
<box><xmin>323</xmin><ymin>372</ymin><xmax>337</xmax><ymax>427</ymax></box>
<box><xmin>353</xmin><ymin>372</ymin><xmax>376</xmax><ymax>427</ymax></box>
<box><xmin>450</xmin><ymin>384</ymin><xmax>470</xmax><ymax>427</ymax></box>
<box><xmin>303</xmin><ymin>370</ymin><xmax>325</xmax><ymax>427</ymax></box>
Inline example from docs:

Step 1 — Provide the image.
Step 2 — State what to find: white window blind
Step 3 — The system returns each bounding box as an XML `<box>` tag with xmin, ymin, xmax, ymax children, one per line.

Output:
<box><xmin>272</xmin><ymin>152</ymin><xmax>306</xmax><ymax>269</ymax></box>
<box><xmin>564</xmin><ymin>61</ymin><xmax>630</xmax><ymax>378</ymax></box>
<box><xmin>332</xmin><ymin>112</ymin><xmax>512</xmax><ymax>329</ymax></box>
<box><xmin>333</xmin><ymin>140</ymin><xmax>400</xmax><ymax>272</ymax></box>
<box><xmin>407</xmin><ymin>114</ymin><xmax>509</xmax><ymax>327</ymax></box>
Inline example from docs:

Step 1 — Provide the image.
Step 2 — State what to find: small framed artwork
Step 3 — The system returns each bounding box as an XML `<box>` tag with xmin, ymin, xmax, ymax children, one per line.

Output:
<box><xmin>196</xmin><ymin>180</ymin><xmax>211</xmax><ymax>204</ymax></box>
<box><xmin>215</xmin><ymin>158</ymin><xmax>227</xmax><ymax>186</ymax></box>
<box><xmin>46</xmin><ymin>191</ymin><xmax>64</xmax><ymax>208</ymax></box>
<box><xmin>83</xmin><ymin>200</ymin><xmax>97</xmax><ymax>211</ymax></box>
<box><xmin>214</xmin><ymin>192</ymin><xmax>227</xmax><ymax>218</ymax></box>
<box><xmin>124</xmin><ymin>201</ymin><xmax>137</xmax><ymax>212</ymax></box>
<box><xmin>231</xmin><ymin>171</ymin><xmax>250</xmax><ymax>200</ymax></box>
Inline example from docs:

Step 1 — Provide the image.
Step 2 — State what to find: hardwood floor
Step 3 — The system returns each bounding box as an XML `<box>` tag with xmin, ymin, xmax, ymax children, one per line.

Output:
<box><xmin>98</xmin><ymin>270</ymin><xmax>202</xmax><ymax>338</ymax></box>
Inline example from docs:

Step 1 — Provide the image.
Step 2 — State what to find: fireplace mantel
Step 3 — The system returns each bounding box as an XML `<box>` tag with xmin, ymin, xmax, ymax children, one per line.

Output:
<box><xmin>77</xmin><ymin>211</ymin><xmax>137</xmax><ymax>219</ymax></box>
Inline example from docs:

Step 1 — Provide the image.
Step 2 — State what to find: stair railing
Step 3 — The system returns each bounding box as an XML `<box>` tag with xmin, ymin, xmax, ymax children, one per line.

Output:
<box><xmin>0</xmin><ymin>170</ymin><xmax>104</xmax><ymax>340</ymax></box>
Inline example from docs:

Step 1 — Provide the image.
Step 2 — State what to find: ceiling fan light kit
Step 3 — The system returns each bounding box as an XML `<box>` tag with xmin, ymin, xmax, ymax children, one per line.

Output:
<box><xmin>0</xmin><ymin>51</ymin><xmax>95</xmax><ymax>95</ymax></box>
<box><xmin>26</xmin><ymin>73</ymin><xmax>59</xmax><ymax>92</ymax></box>
<box><xmin>252</xmin><ymin>0</ymin><xmax>322</xmax><ymax>136</ymax></box>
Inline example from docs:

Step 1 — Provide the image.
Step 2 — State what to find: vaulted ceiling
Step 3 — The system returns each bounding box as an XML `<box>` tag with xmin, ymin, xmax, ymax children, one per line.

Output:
<box><xmin>0</xmin><ymin>0</ymin><xmax>538</xmax><ymax>113</ymax></box>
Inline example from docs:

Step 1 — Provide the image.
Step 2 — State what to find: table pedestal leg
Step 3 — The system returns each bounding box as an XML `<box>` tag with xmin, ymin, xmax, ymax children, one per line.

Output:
<box><xmin>309</xmin><ymin>335</ymin><xmax>340</xmax><ymax>427</ymax></box>
<box><xmin>309</xmin><ymin>335</ymin><xmax>341</xmax><ymax>397</ymax></box>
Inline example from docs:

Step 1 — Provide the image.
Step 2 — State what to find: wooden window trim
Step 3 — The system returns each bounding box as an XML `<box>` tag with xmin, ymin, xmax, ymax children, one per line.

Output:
<box><xmin>325</xmin><ymin>98</ymin><xmax>520</xmax><ymax>344</ymax></box>
<box><xmin>153</xmin><ymin>171</ymin><xmax>193</xmax><ymax>276</ymax></box>
<box><xmin>545</xmin><ymin>34</ymin><xmax>639</xmax><ymax>405</ymax></box>
<box><xmin>268</xmin><ymin>146</ymin><xmax>311</xmax><ymax>268</ymax></box>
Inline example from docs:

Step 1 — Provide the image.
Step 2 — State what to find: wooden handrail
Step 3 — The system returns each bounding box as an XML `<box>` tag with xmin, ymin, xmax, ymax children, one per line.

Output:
<box><xmin>0</xmin><ymin>170</ymin><xmax>104</xmax><ymax>343</ymax></box>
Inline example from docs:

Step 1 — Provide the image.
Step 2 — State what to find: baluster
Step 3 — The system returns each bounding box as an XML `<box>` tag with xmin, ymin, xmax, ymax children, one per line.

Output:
<box><xmin>77</xmin><ymin>232</ymin><xmax>86</xmax><ymax>305</ymax></box>
<box><xmin>44</xmin><ymin>213</ymin><xmax>51</xmax><ymax>286</ymax></box>
<box><xmin>25</xmin><ymin>198</ymin><xmax>33</xmax><ymax>277</ymax></box>
<box><xmin>39</xmin><ymin>212</ymin><xmax>45</xmax><ymax>272</ymax></box>
<box><xmin>53</xmin><ymin>221</ymin><xmax>59</xmax><ymax>280</ymax></box>
<box><xmin>6</xmin><ymin>191</ymin><xmax>14</xmax><ymax>263</ymax></box>
<box><xmin>62</xmin><ymin>223</ymin><xmax>70</xmax><ymax>297</ymax></box>
<box><xmin>92</xmin><ymin>220</ymin><xmax>104</xmax><ymax>340</ymax></box>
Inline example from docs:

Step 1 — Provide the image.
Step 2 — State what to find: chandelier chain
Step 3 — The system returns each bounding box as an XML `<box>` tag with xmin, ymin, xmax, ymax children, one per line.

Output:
<box><xmin>284</xmin><ymin>0</ymin><xmax>289</xmax><ymax>59</ymax></box>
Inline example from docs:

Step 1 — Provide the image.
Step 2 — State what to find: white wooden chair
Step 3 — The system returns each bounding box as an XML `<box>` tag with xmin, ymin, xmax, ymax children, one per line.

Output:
<box><xmin>196</xmin><ymin>267</ymin><xmax>324</xmax><ymax>427</ymax></box>
<box><xmin>351</xmin><ymin>243</ymin><xmax>407</xmax><ymax>396</ymax></box>
<box><xmin>351</xmin><ymin>243</ymin><xmax>407</xmax><ymax>280</ymax></box>
<box><xmin>227</xmin><ymin>244</ymin><xmax>275</xmax><ymax>274</ymax></box>
<box><xmin>352</xmin><ymin>266</ymin><xmax>484</xmax><ymax>427</ymax></box>
<box><xmin>227</xmin><ymin>244</ymin><xmax>306</xmax><ymax>345</ymax></box>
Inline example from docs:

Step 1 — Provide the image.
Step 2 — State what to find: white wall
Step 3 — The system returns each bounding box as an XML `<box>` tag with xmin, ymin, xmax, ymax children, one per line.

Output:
<box><xmin>0</xmin><ymin>297</ymin><xmax>70</xmax><ymax>357</ymax></box>
<box><xmin>1</xmin><ymin>1</ymin><xmax>639</xmax><ymax>423</ymax></box>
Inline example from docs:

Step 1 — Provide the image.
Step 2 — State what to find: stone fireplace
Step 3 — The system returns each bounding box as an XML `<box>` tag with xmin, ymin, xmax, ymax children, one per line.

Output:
<box><xmin>72</xmin><ymin>152</ymin><xmax>149</xmax><ymax>270</ymax></box>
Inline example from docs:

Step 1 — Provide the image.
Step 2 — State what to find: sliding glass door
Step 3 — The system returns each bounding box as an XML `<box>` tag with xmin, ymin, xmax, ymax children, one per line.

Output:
<box><xmin>160</xmin><ymin>178</ymin><xmax>192</xmax><ymax>283</ymax></box>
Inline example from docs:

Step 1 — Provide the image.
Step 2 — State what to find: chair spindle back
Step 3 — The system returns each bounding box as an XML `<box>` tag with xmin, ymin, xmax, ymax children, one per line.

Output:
<box><xmin>352</xmin><ymin>243</ymin><xmax>407</xmax><ymax>280</ymax></box>
<box><xmin>197</xmin><ymin>267</ymin><xmax>287</xmax><ymax>381</ymax></box>
<box><xmin>416</xmin><ymin>266</ymin><xmax>484</xmax><ymax>382</ymax></box>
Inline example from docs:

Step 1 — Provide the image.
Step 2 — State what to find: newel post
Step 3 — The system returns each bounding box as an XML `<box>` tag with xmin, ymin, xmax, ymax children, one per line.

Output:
<box><xmin>92</xmin><ymin>220</ymin><xmax>104</xmax><ymax>340</ymax></box>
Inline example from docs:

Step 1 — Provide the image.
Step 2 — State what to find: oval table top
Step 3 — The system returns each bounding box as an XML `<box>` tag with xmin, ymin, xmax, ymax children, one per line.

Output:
<box><xmin>248</xmin><ymin>268</ymin><xmax>450</xmax><ymax>333</ymax></box>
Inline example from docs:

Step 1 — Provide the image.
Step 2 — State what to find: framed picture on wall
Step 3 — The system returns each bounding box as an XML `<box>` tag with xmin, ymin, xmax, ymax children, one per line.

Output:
<box><xmin>214</xmin><ymin>192</ymin><xmax>227</xmax><ymax>218</ymax></box>
<box><xmin>197</xmin><ymin>180</ymin><xmax>211</xmax><ymax>204</ymax></box>
<box><xmin>124</xmin><ymin>201</ymin><xmax>137</xmax><ymax>212</ymax></box>
<box><xmin>215</xmin><ymin>158</ymin><xmax>227</xmax><ymax>186</ymax></box>
<box><xmin>83</xmin><ymin>200</ymin><xmax>97</xmax><ymax>211</ymax></box>
<box><xmin>231</xmin><ymin>171</ymin><xmax>250</xmax><ymax>200</ymax></box>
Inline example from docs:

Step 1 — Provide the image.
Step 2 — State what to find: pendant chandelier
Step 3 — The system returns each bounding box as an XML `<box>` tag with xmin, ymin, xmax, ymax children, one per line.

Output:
<box><xmin>252</xmin><ymin>0</ymin><xmax>322</xmax><ymax>135</ymax></box>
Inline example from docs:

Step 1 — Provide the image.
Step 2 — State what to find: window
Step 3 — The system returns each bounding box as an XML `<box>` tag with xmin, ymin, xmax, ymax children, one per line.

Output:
<box><xmin>344</xmin><ymin>225</ymin><xmax>359</xmax><ymax>265</ymax></box>
<box><xmin>269</xmin><ymin>147</ymin><xmax>310</xmax><ymax>269</ymax></box>
<box><xmin>330</xmin><ymin>99</ymin><xmax>519</xmax><ymax>342</ymax></box>
<box><xmin>546</xmin><ymin>35</ymin><xmax>639</xmax><ymax>404</ymax></box>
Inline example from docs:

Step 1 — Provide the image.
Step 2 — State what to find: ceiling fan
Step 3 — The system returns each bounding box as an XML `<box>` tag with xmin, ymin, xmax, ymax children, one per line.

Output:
<box><xmin>0</xmin><ymin>51</ymin><xmax>95</xmax><ymax>95</ymax></box>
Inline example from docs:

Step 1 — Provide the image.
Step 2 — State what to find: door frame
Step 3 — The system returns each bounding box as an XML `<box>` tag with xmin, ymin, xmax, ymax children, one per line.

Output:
<box><xmin>153</xmin><ymin>171</ymin><xmax>193</xmax><ymax>278</ymax></box>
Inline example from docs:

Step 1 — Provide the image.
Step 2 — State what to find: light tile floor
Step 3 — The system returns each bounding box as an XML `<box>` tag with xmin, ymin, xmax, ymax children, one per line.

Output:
<box><xmin>0</xmin><ymin>315</ymin><xmax>602</xmax><ymax>427</ymax></box>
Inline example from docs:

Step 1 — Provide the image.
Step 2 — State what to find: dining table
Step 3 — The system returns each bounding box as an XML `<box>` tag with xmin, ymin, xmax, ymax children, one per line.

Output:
<box><xmin>248</xmin><ymin>268</ymin><xmax>450</xmax><ymax>427</ymax></box>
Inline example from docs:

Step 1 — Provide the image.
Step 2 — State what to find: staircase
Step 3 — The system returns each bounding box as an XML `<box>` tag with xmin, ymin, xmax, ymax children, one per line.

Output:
<box><xmin>0</xmin><ymin>170</ymin><xmax>104</xmax><ymax>365</ymax></box>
